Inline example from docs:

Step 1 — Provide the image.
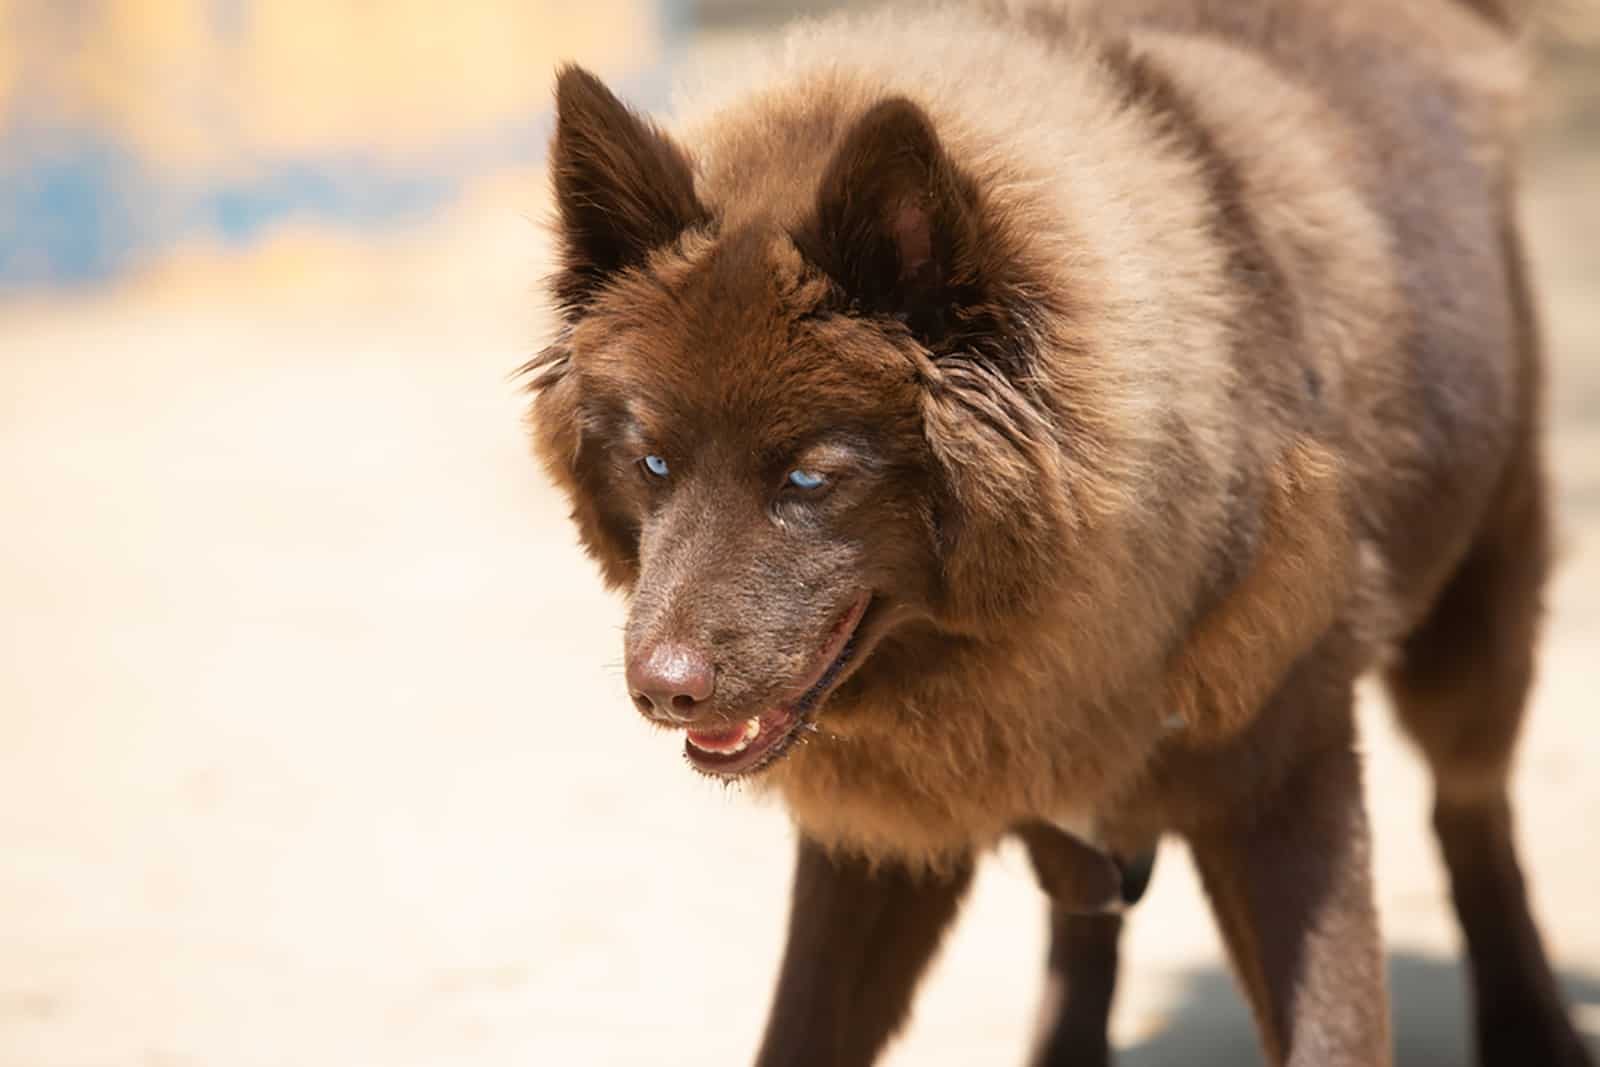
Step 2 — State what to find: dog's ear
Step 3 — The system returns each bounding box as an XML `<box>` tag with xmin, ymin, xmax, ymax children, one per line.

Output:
<box><xmin>550</xmin><ymin>65</ymin><xmax>707</xmax><ymax>315</ymax></box>
<box><xmin>799</xmin><ymin>97</ymin><xmax>983</xmax><ymax>344</ymax></box>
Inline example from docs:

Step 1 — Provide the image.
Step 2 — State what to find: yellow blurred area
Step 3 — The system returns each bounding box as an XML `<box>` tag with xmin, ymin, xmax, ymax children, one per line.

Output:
<box><xmin>0</xmin><ymin>2</ymin><xmax>670</xmax><ymax>296</ymax></box>
<box><xmin>0</xmin><ymin>8</ymin><xmax>12</xmax><ymax>113</ymax></box>
<box><xmin>117</xmin><ymin>164</ymin><xmax>549</xmax><ymax>305</ymax></box>
<box><xmin>0</xmin><ymin>0</ymin><xmax>659</xmax><ymax>165</ymax></box>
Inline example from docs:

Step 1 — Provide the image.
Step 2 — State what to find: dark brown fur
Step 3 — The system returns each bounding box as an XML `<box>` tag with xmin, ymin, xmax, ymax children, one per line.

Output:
<box><xmin>525</xmin><ymin>0</ymin><xmax>1589</xmax><ymax>1063</ymax></box>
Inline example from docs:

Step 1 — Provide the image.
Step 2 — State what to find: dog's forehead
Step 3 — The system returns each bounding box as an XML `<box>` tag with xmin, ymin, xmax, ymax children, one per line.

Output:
<box><xmin>685</xmin><ymin>221</ymin><xmax>814</xmax><ymax>332</ymax></box>
<box><xmin>596</xmin><ymin>223</ymin><xmax>912</xmax><ymax>441</ymax></box>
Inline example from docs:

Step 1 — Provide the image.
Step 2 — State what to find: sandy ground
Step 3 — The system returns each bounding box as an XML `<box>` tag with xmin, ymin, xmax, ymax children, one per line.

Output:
<box><xmin>3</xmin><ymin>37</ymin><xmax>1600</xmax><ymax>1067</ymax></box>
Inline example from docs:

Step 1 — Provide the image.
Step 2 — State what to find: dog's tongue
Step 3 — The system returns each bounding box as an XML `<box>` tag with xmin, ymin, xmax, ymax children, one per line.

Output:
<box><xmin>686</xmin><ymin>717</ymin><xmax>760</xmax><ymax>754</ymax></box>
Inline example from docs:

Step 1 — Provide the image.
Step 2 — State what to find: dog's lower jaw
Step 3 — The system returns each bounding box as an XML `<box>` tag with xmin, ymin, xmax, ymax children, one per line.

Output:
<box><xmin>683</xmin><ymin>708</ymin><xmax>807</xmax><ymax>778</ymax></box>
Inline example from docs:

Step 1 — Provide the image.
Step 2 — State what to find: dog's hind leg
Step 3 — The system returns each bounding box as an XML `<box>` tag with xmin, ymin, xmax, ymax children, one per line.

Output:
<box><xmin>753</xmin><ymin>837</ymin><xmax>972</xmax><ymax>1067</ymax></box>
<box><xmin>1385</xmin><ymin>431</ymin><xmax>1593</xmax><ymax>1067</ymax></box>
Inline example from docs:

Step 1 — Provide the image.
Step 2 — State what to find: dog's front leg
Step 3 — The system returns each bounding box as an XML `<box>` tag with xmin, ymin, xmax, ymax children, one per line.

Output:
<box><xmin>753</xmin><ymin>836</ymin><xmax>973</xmax><ymax>1067</ymax></box>
<box><xmin>1187</xmin><ymin>742</ymin><xmax>1391</xmax><ymax>1066</ymax></box>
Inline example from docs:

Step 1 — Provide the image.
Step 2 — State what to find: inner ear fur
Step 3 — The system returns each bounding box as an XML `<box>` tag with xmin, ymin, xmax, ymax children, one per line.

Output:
<box><xmin>798</xmin><ymin>96</ymin><xmax>985</xmax><ymax>344</ymax></box>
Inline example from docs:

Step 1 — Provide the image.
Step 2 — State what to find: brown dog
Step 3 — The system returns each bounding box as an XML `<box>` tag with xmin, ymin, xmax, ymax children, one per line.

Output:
<box><xmin>524</xmin><ymin>1</ymin><xmax>1592</xmax><ymax>1063</ymax></box>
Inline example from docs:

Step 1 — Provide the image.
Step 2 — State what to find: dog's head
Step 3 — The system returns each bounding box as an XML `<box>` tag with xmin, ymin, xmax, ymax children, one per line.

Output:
<box><xmin>527</xmin><ymin>67</ymin><xmax>1083</xmax><ymax>777</ymax></box>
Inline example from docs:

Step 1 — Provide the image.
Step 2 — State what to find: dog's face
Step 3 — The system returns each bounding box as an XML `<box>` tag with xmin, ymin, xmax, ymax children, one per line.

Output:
<box><xmin>528</xmin><ymin>68</ymin><xmax>1068</xmax><ymax>777</ymax></box>
<box><xmin>557</xmin><ymin>228</ymin><xmax>947</xmax><ymax>777</ymax></box>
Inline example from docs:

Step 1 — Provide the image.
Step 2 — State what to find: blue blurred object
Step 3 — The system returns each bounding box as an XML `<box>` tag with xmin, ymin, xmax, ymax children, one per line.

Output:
<box><xmin>0</xmin><ymin>0</ymin><xmax>684</xmax><ymax>293</ymax></box>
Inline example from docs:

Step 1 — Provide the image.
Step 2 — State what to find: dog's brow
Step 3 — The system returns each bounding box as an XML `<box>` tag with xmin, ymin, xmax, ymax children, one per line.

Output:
<box><xmin>617</xmin><ymin>407</ymin><xmax>651</xmax><ymax>444</ymax></box>
<box><xmin>790</xmin><ymin>435</ymin><xmax>873</xmax><ymax>469</ymax></box>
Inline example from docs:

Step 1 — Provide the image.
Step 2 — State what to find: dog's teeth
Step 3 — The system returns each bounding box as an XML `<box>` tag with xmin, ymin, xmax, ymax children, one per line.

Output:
<box><xmin>715</xmin><ymin>718</ymin><xmax>760</xmax><ymax>755</ymax></box>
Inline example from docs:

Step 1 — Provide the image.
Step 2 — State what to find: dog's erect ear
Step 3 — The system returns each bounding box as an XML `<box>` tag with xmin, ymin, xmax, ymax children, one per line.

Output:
<box><xmin>550</xmin><ymin>65</ymin><xmax>707</xmax><ymax>314</ymax></box>
<box><xmin>800</xmin><ymin>97</ymin><xmax>983</xmax><ymax>343</ymax></box>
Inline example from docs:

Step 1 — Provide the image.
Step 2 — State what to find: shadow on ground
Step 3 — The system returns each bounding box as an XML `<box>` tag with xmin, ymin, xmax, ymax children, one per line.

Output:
<box><xmin>1120</xmin><ymin>953</ymin><xmax>1600</xmax><ymax>1066</ymax></box>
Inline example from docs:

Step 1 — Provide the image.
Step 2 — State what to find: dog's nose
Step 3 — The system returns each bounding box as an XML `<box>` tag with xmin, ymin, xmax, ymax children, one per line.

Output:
<box><xmin>627</xmin><ymin>642</ymin><xmax>716</xmax><ymax>723</ymax></box>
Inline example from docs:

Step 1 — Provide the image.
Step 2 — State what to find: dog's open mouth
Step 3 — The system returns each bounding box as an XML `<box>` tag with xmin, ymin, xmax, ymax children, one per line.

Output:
<box><xmin>682</xmin><ymin>595</ymin><xmax>872</xmax><ymax>778</ymax></box>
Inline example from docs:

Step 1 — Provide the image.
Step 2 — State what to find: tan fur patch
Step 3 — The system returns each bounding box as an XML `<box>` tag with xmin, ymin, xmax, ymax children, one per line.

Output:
<box><xmin>1164</xmin><ymin>441</ymin><xmax>1352</xmax><ymax>741</ymax></box>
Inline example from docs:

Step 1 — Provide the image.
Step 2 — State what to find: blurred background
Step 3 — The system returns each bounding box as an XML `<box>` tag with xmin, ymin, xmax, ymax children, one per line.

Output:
<box><xmin>0</xmin><ymin>2</ymin><xmax>1596</xmax><ymax>1065</ymax></box>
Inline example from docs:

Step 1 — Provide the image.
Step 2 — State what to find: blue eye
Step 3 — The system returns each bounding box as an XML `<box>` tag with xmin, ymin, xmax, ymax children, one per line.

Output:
<box><xmin>642</xmin><ymin>454</ymin><xmax>669</xmax><ymax>478</ymax></box>
<box><xmin>787</xmin><ymin>469</ymin><xmax>826</xmax><ymax>490</ymax></box>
